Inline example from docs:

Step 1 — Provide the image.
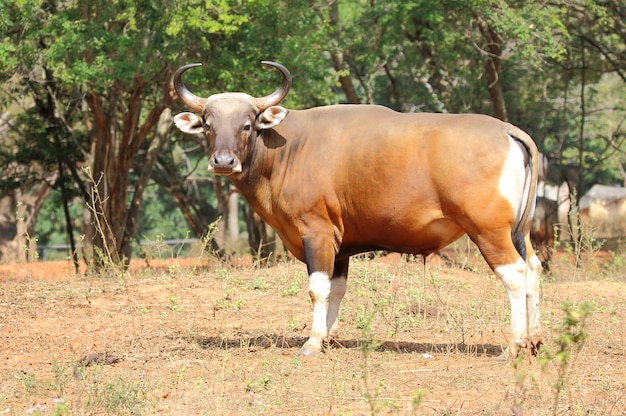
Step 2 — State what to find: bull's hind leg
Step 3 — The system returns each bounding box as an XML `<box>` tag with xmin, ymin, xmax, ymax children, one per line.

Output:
<box><xmin>470</xmin><ymin>228</ymin><xmax>542</xmax><ymax>358</ymax></box>
<box><xmin>327</xmin><ymin>258</ymin><xmax>348</xmax><ymax>338</ymax></box>
<box><xmin>494</xmin><ymin>252</ymin><xmax>543</xmax><ymax>357</ymax></box>
<box><xmin>524</xmin><ymin>234</ymin><xmax>543</xmax><ymax>350</ymax></box>
<box><xmin>493</xmin><ymin>257</ymin><xmax>532</xmax><ymax>352</ymax></box>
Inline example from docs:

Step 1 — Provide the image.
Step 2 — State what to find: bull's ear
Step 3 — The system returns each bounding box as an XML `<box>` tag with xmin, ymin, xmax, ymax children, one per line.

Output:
<box><xmin>257</xmin><ymin>106</ymin><xmax>288</xmax><ymax>130</ymax></box>
<box><xmin>173</xmin><ymin>112</ymin><xmax>204</xmax><ymax>134</ymax></box>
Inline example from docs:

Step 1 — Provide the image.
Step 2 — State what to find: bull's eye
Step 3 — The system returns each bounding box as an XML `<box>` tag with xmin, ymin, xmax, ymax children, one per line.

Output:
<box><xmin>203</xmin><ymin>123</ymin><xmax>211</xmax><ymax>131</ymax></box>
<box><xmin>242</xmin><ymin>123</ymin><xmax>252</xmax><ymax>132</ymax></box>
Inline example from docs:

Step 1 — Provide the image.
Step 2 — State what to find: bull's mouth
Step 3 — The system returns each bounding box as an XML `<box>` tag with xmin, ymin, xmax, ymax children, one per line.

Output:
<box><xmin>208</xmin><ymin>162</ymin><xmax>243</xmax><ymax>176</ymax></box>
<box><xmin>212</xmin><ymin>168</ymin><xmax>235</xmax><ymax>176</ymax></box>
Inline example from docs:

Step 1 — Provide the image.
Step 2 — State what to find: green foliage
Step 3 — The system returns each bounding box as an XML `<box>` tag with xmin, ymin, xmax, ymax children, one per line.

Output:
<box><xmin>136</xmin><ymin>181</ymin><xmax>191</xmax><ymax>242</ymax></box>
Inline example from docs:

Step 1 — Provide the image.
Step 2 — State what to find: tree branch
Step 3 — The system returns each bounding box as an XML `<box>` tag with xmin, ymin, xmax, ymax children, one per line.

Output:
<box><xmin>579</xmin><ymin>34</ymin><xmax>626</xmax><ymax>83</ymax></box>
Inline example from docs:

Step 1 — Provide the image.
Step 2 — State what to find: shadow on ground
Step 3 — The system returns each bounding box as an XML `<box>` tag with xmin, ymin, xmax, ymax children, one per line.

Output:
<box><xmin>194</xmin><ymin>334</ymin><xmax>504</xmax><ymax>357</ymax></box>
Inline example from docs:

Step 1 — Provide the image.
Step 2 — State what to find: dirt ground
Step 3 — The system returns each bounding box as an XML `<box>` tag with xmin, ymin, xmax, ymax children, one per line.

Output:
<box><xmin>1</xmin><ymin>248</ymin><xmax>625</xmax><ymax>415</ymax></box>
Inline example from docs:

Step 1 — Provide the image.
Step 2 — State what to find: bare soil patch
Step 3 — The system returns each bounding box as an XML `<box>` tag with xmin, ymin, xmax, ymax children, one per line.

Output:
<box><xmin>1</xmin><ymin>250</ymin><xmax>625</xmax><ymax>414</ymax></box>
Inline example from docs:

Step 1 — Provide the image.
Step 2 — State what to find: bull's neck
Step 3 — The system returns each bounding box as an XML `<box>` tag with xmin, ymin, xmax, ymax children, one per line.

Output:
<box><xmin>228</xmin><ymin>124</ymin><xmax>294</xmax><ymax>218</ymax></box>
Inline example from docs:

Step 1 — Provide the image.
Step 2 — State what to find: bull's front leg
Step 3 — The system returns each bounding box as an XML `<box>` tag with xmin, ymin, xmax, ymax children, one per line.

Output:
<box><xmin>298</xmin><ymin>236</ymin><xmax>347</xmax><ymax>357</ymax></box>
<box><xmin>300</xmin><ymin>271</ymin><xmax>332</xmax><ymax>356</ymax></box>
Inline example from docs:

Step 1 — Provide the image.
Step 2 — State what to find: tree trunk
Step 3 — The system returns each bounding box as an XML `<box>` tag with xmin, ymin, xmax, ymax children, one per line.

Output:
<box><xmin>329</xmin><ymin>0</ymin><xmax>361</xmax><ymax>104</ymax></box>
<box><xmin>474</xmin><ymin>15</ymin><xmax>508</xmax><ymax>122</ymax></box>
<box><xmin>0</xmin><ymin>195</ymin><xmax>16</xmax><ymax>262</ymax></box>
<box><xmin>85</xmin><ymin>72</ymin><xmax>173</xmax><ymax>269</ymax></box>
<box><xmin>121</xmin><ymin>108</ymin><xmax>173</xmax><ymax>265</ymax></box>
<box><xmin>13</xmin><ymin>183</ymin><xmax>52</xmax><ymax>262</ymax></box>
<box><xmin>618</xmin><ymin>163</ymin><xmax>626</xmax><ymax>187</ymax></box>
<box><xmin>404</xmin><ymin>17</ymin><xmax>448</xmax><ymax>113</ymax></box>
<box><xmin>57</xmin><ymin>160</ymin><xmax>79</xmax><ymax>273</ymax></box>
<box><xmin>85</xmin><ymin>89</ymin><xmax>117</xmax><ymax>264</ymax></box>
<box><xmin>227</xmin><ymin>191</ymin><xmax>240</xmax><ymax>250</ymax></box>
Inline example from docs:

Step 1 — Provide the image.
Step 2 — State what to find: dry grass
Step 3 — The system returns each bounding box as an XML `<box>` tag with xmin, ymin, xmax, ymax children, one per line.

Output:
<box><xmin>0</xmin><ymin>245</ymin><xmax>625</xmax><ymax>415</ymax></box>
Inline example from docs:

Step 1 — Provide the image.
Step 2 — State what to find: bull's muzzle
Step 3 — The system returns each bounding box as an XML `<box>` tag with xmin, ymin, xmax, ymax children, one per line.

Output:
<box><xmin>209</xmin><ymin>151</ymin><xmax>242</xmax><ymax>175</ymax></box>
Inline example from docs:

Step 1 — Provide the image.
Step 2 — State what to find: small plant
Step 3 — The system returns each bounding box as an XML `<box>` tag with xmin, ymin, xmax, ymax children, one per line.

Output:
<box><xmin>252</xmin><ymin>276</ymin><xmax>269</xmax><ymax>291</ymax></box>
<box><xmin>216</xmin><ymin>268</ymin><xmax>230</xmax><ymax>281</ymax></box>
<box><xmin>146</xmin><ymin>234</ymin><xmax>168</xmax><ymax>260</ymax></box>
<box><xmin>83</xmin><ymin>167</ymin><xmax>125</xmax><ymax>275</ymax></box>
<box><xmin>602</xmin><ymin>244</ymin><xmax>626</xmax><ymax>279</ymax></box>
<box><xmin>50</xmin><ymin>398</ymin><xmax>70</xmax><ymax>416</ymax></box>
<box><xmin>562</xmin><ymin>210</ymin><xmax>603</xmax><ymax>278</ymax></box>
<box><xmin>539</xmin><ymin>301</ymin><xmax>593</xmax><ymax>413</ymax></box>
<box><xmin>507</xmin><ymin>301</ymin><xmax>593</xmax><ymax>415</ymax></box>
<box><xmin>281</xmin><ymin>280</ymin><xmax>300</xmax><ymax>296</ymax></box>
<box><xmin>23</xmin><ymin>373</ymin><xmax>38</xmax><ymax>394</ymax></box>
<box><xmin>193</xmin><ymin>219</ymin><xmax>221</xmax><ymax>270</ymax></box>
<box><xmin>357</xmin><ymin>306</ymin><xmax>395</xmax><ymax>415</ymax></box>
<box><xmin>245</xmin><ymin>372</ymin><xmax>272</xmax><ymax>393</ymax></box>
<box><xmin>214</xmin><ymin>288</ymin><xmax>244</xmax><ymax>310</ymax></box>
<box><xmin>168</xmin><ymin>295</ymin><xmax>182</xmax><ymax>312</ymax></box>
<box><xmin>87</xmin><ymin>375</ymin><xmax>148</xmax><ymax>415</ymax></box>
<box><xmin>49</xmin><ymin>360</ymin><xmax>69</xmax><ymax>398</ymax></box>
<box><xmin>16</xmin><ymin>202</ymin><xmax>40</xmax><ymax>262</ymax></box>
<box><xmin>287</xmin><ymin>318</ymin><xmax>299</xmax><ymax>330</ymax></box>
<box><xmin>411</xmin><ymin>389</ymin><xmax>427</xmax><ymax>414</ymax></box>
<box><xmin>25</xmin><ymin>400</ymin><xmax>69</xmax><ymax>416</ymax></box>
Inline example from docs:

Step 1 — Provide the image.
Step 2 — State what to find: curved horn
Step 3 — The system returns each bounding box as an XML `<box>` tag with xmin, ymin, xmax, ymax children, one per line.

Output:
<box><xmin>255</xmin><ymin>61</ymin><xmax>292</xmax><ymax>111</ymax></box>
<box><xmin>172</xmin><ymin>63</ymin><xmax>206</xmax><ymax>112</ymax></box>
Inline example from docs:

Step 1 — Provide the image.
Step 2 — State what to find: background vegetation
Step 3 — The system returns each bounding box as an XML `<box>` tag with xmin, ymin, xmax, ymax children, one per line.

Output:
<box><xmin>0</xmin><ymin>0</ymin><xmax>624</xmax><ymax>267</ymax></box>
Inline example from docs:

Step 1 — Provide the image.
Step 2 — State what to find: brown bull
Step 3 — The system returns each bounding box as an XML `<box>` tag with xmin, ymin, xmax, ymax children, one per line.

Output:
<box><xmin>172</xmin><ymin>61</ymin><xmax>543</xmax><ymax>357</ymax></box>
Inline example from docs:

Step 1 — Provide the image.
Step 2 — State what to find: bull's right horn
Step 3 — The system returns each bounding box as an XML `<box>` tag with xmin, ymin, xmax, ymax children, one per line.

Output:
<box><xmin>172</xmin><ymin>63</ymin><xmax>207</xmax><ymax>112</ymax></box>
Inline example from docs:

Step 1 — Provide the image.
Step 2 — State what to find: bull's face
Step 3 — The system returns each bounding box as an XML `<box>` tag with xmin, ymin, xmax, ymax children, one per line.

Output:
<box><xmin>172</xmin><ymin>62</ymin><xmax>291</xmax><ymax>176</ymax></box>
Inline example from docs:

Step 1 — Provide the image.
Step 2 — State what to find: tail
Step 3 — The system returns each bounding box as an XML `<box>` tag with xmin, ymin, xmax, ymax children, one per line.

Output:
<box><xmin>507</xmin><ymin>125</ymin><xmax>540</xmax><ymax>260</ymax></box>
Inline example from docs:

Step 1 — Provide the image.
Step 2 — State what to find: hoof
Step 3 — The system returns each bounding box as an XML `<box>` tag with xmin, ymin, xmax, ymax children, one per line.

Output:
<box><xmin>497</xmin><ymin>338</ymin><xmax>544</xmax><ymax>362</ymax></box>
<box><xmin>297</xmin><ymin>345</ymin><xmax>321</xmax><ymax>357</ymax></box>
<box><xmin>496</xmin><ymin>350</ymin><xmax>510</xmax><ymax>362</ymax></box>
<box><xmin>529</xmin><ymin>338</ymin><xmax>543</xmax><ymax>356</ymax></box>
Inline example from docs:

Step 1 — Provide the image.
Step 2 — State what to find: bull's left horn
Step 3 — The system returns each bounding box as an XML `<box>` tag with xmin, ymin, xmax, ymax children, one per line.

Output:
<box><xmin>172</xmin><ymin>63</ymin><xmax>207</xmax><ymax>112</ymax></box>
<box><xmin>255</xmin><ymin>61</ymin><xmax>292</xmax><ymax>111</ymax></box>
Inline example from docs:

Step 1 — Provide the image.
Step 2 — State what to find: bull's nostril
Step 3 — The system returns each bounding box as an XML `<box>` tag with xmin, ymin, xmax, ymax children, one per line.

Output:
<box><xmin>211</xmin><ymin>152</ymin><xmax>238</xmax><ymax>171</ymax></box>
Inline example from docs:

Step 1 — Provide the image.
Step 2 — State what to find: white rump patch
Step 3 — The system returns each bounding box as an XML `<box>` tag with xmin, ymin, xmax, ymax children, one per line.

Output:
<box><xmin>499</xmin><ymin>136</ymin><xmax>527</xmax><ymax>223</ymax></box>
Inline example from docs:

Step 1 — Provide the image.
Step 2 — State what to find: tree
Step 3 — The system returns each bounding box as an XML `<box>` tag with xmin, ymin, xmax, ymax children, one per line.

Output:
<box><xmin>0</xmin><ymin>0</ymin><xmax>250</xmax><ymax>268</ymax></box>
<box><xmin>2</xmin><ymin>0</ymin><xmax>624</xmax><ymax>267</ymax></box>
<box><xmin>0</xmin><ymin>40</ymin><xmax>87</xmax><ymax>266</ymax></box>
